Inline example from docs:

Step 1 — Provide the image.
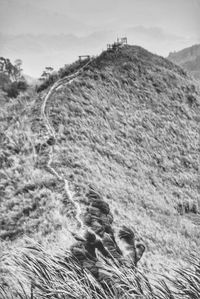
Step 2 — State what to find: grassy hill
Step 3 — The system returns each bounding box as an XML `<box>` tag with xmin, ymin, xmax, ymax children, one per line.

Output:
<box><xmin>1</xmin><ymin>44</ymin><xmax>200</xmax><ymax>282</ymax></box>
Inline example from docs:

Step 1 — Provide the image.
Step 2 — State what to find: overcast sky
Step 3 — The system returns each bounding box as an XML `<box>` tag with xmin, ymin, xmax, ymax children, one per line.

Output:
<box><xmin>0</xmin><ymin>0</ymin><xmax>200</xmax><ymax>76</ymax></box>
<box><xmin>28</xmin><ymin>0</ymin><xmax>200</xmax><ymax>37</ymax></box>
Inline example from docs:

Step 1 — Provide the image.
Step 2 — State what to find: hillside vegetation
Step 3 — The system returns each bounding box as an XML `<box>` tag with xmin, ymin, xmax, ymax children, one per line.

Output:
<box><xmin>1</xmin><ymin>45</ymin><xmax>200</xmax><ymax>281</ymax></box>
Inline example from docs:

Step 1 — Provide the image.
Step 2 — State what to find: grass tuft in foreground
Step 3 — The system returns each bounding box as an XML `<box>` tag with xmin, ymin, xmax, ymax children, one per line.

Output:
<box><xmin>0</xmin><ymin>240</ymin><xmax>199</xmax><ymax>298</ymax></box>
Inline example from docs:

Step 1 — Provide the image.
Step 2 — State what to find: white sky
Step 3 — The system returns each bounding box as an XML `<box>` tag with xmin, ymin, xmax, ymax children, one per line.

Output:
<box><xmin>34</xmin><ymin>0</ymin><xmax>200</xmax><ymax>38</ymax></box>
<box><xmin>1</xmin><ymin>0</ymin><xmax>199</xmax><ymax>38</ymax></box>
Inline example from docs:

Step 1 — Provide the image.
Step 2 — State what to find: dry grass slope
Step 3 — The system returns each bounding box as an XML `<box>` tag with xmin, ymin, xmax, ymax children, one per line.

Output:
<box><xmin>0</xmin><ymin>45</ymin><xmax>200</xmax><ymax>281</ymax></box>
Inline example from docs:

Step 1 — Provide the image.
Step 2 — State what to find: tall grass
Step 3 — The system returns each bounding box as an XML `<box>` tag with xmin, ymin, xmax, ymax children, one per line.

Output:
<box><xmin>1</xmin><ymin>241</ymin><xmax>199</xmax><ymax>298</ymax></box>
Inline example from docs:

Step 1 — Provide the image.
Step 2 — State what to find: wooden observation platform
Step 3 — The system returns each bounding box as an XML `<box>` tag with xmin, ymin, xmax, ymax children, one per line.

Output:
<box><xmin>107</xmin><ymin>37</ymin><xmax>127</xmax><ymax>51</ymax></box>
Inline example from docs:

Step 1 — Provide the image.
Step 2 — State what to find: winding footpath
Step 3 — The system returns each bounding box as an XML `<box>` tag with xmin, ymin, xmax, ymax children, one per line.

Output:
<box><xmin>41</xmin><ymin>58</ymin><xmax>93</xmax><ymax>229</ymax></box>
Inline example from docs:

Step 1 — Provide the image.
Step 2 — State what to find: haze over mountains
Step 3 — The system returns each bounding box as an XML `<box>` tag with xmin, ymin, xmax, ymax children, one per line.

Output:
<box><xmin>168</xmin><ymin>44</ymin><xmax>200</xmax><ymax>80</ymax></box>
<box><xmin>0</xmin><ymin>29</ymin><xmax>196</xmax><ymax>78</ymax></box>
<box><xmin>0</xmin><ymin>0</ymin><xmax>199</xmax><ymax>77</ymax></box>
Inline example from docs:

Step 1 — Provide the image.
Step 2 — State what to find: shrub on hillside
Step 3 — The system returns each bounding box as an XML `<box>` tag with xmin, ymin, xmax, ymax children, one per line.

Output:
<box><xmin>36</xmin><ymin>59</ymin><xmax>90</xmax><ymax>93</ymax></box>
<box><xmin>176</xmin><ymin>200</ymin><xmax>198</xmax><ymax>215</ymax></box>
<box><xmin>16</xmin><ymin>80</ymin><xmax>28</xmax><ymax>92</ymax></box>
<box><xmin>58</xmin><ymin>59</ymin><xmax>89</xmax><ymax>79</ymax></box>
<box><xmin>0</xmin><ymin>72</ymin><xmax>11</xmax><ymax>88</ymax></box>
<box><xmin>3</xmin><ymin>82</ymin><xmax>19</xmax><ymax>98</ymax></box>
<box><xmin>36</xmin><ymin>73</ymin><xmax>59</xmax><ymax>92</ymax></box>
<box><xmin>2</xmin><ymin>80</ymin><xmax>28</xmax><ymax>98</ymax></box>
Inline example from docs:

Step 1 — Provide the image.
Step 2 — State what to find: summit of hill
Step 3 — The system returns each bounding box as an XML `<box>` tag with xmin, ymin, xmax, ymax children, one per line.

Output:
<box><xmin>1</xmin><ymin>44</ymin><xmax>200</xmax><ymax>275</ymax></box>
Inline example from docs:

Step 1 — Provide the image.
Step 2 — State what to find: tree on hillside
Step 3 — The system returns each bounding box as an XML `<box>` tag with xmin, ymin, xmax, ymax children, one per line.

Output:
<box><xmin>0</xmin><ymin>57</ymin><xmax>28</xmax><ymax>98</ymax></box>
<box><xmin>45</xmin><ymin>66</ymin><xmax>54</xmax><ymax>73</ymax></box>
<box><xmin>0</xmin><ymin>57</ymin><xmax>24</xmax><ymax>82</ymax></box>
<box><xmin>39</xmin><ymin>66</ymin><xmax>54</xmax><ymax>81</ymax></box>
<box><xmin>14</xmin><ymin>59</ymin><xmax>23</xmax><ymax>81</ymax></box>
<box><xmin>0</xmin><ymin>57</ymin><xmax>5</xmax><ymax>72</ymax></box>
<box><xmin>0</xmin><ymin>57</ymin><xmax>14</xmax><ymax>80</ymax></box>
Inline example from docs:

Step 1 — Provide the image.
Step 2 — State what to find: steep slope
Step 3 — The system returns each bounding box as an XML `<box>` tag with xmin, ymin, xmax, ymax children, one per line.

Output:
<box><xmin>168</xmin><ymin>44</ymin><xmax>200</xmax><ymax>80</ymax></box>
<box><xmin>1</xmin><ymin>45</ymin><xmax>200</xmax><ymax>275</ymax></box>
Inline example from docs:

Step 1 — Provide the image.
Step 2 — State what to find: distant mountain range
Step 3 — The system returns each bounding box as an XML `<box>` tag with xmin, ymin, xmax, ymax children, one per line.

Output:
<box><xmin>168</xmin><ymin>44</ymin><xmax>200</xmax><ymax>80</ymax></box>
<box><xmin>0</xmin><ymin>32</ymin><xmax>116</xmax><ymax>77</ymax></box>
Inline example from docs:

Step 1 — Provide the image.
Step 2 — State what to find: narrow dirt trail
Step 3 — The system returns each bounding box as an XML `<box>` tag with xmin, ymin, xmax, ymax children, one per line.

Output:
<box><xmin>41</xmin><ymin>58</ymin><xmax>93</xmax><ymax>229</ymax></box>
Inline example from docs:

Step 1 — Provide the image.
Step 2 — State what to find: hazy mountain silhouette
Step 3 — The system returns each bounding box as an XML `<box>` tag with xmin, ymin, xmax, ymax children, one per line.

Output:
<box><xmin>168</xmin><ymin>44</ymin><xmax>200</xmax><ymax>80</ymax></box>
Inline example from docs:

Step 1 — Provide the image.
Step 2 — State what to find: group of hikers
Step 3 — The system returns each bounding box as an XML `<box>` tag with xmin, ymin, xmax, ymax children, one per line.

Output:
<box><xmin>69</xmin><ymin>186</ymin><xmax>145</xmax><ymax>286</ymax></box>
